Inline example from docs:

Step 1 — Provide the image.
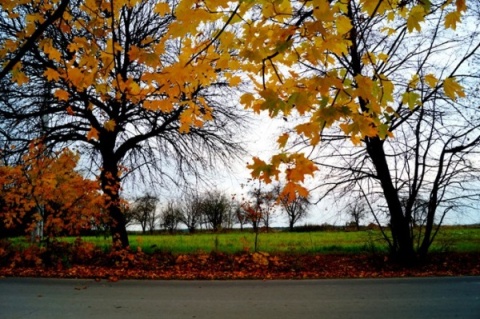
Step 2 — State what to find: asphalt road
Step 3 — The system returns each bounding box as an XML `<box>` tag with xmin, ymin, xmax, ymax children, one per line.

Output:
<box><xmin>0</xmin><ymin>277</ymin><xmax>479</xmax><ymax>319</ymax></box>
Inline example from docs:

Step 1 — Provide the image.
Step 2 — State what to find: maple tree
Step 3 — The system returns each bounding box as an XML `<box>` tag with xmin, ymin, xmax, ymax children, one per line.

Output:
<box><xmin>0</xmin><ymin>143</ymin><xmax>105</xmax><ymax>241</ymax></box>
<box><xmin>217</xmin><ymin>0</ymin><xmax>474</xmax><ymax>262</ymax></box>
<box><xmin>0</xmin><ymin>0</ymin><xmax>245</xmax><ymax>247</ymax></box>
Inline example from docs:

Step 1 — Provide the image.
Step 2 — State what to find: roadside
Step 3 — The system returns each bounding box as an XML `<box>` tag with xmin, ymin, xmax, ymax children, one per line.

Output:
<box><xmin>1</xmin><ymin>251</ymin><xmax>479</xmax><ymax>280</ymax></box>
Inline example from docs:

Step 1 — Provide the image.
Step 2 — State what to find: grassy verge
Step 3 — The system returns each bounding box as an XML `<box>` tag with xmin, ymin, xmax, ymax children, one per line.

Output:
<box><xmin>6</xmin><ymin>226</ymin><xmax>480</xmax><ymax>255</ymax></box>
<box><xmin>62</xmin><ymin>226</ymin><xmax>480</xmax><ymax>254</ymax></box>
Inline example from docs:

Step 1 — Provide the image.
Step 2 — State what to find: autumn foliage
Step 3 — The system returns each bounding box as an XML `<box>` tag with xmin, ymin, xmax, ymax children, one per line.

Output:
<box><xmin>0</xmin><ymin>143</ymin><xmax>105</xmax><ymax>239</ymax></box>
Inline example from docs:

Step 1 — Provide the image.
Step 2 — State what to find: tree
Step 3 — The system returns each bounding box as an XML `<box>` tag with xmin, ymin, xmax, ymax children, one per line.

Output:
<box><xmin>201</xmin><ymin>190</ymin><xmax>230</xmax><ymax>232</ymax></box>
<box><xmin>160</xmin><ymin>201</ymin><xmax>182</xmax><ymax>233</ymax></box>
<box><xmin>306</xmin><ymin>2</ymin><xmax>480</xmax><ymax>260</ymax></box>
<box><xmin>0</xmin><ymin>143</ymin><xmax>105</xmax><ymax>241</ymax></box>
<box><xmin>229</xmin><ymin>198</ymin><xmax>247</xmax><ymax>231</ymax></box>
<box><xmin>222</xmin><ymin>200</ymin><xmax>237</xmax><ymax>230</ymax></box>
<box><xmin>217</xmin><ymin>0</ymin><xmax>477</xmax><ymax>262</ymax></box>
<box><xmin>129</xmin><ymin>193</ymin><xmax>158</xmax><ymax>234</ymax></box>
<box><xmin>179</xmin><ymin>193</ymin><xmax>203</xmax><ymax>233</ymax></box>
<box><xmin>234</xmin><ymin>204</ymin><xmax>248</xmax><ymax>231</ymax></box>
<box><xmin>346</xmin><ymin>200</ymin><xmax>367</xmax><ymax>231</ymax></box>
<box><xmin>246</xmin><ymin>181</ymin><xmax>278</xmax><ymax>231</ymax></box>
<box><xmin>275</xmin><ymin>185</ymin><xmax>309</xmax><ymax>231</ymax></box>
<box><xmin>0</xmin><ymin>1</ymin><xmax>245</xmax><ymax>248</ymax></box>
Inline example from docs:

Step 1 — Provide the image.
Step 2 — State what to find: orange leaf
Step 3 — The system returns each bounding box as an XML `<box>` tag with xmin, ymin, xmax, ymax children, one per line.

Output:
<box><xmin>44</xmin><ymin>68</ymin><xmax>61</xmax><ymax>81</ymax></box>
<box><xmin>277</xmin><ymin>133</ymin><xmax>289</xmax><ymax>148</ymax></box>
<box><xmin>87</xmin><ymin>127</ymin><xmax>99</xmax><ymax>140</ymax></box>
<box><xmin>104</xmin><ymin>120</ymin><xmax>116</xmax><ymax>131</ymax></box>
<box><xmin>54</xmin><ymin>89</ymin><xmax>69</xmax><ymax>101</ymax></box>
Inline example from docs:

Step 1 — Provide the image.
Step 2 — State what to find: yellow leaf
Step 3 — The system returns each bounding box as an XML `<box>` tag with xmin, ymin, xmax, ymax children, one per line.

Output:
<box><xmin>407</xmin><ymin>6</ymin><xmax>425</xmax><ymax>32</ymax></box>
<box><xmin>54</xmin><ymin>89</ymin><xmax>70</xmax><ymax>101</ymax></box>
<box><xmin>127</xmin><ymin>81</ymin><xmax>141</xmax><ymax>95</ymax></box>
<box><xmin>46</xmin><ymin>47</ymin><xmax>62</xmax><ymax>61</ymax></box>
<box><xmin>408</xmin><ymin>74</ymin><xmax>420</xmax><ymax>89</ymax></box>
<box><xmin>68</xmin><ymin>68</ymin><xmax>84</xmax><ymax>87</ymax></box>
<box><xmin>280</xmin><ymin>182</ymin><xmax>308</xmax><ymax>202</ymax></box>
<box><xmin>295</xmin><ymin>122</ymin><xmax>320</xmax><ymax>145</ymax></box>
<box><xmin>336</xmin><ymin>15</ymin><xmax>352</xmax><ymax>35</ymax></box>
<box><xmin>228</xmin><ymin>75</ymin><xmax>242</xmax><ymax>86</ymax></box>
<box><xmin>44</xmin><ymin>68</ymin><xmax>61</xmax><ymax>81</ymax></box>
<box><xmin>443</xmin><ymin>77</ymin><xmax>465</xmax><ymax>100</ymax></box>
<box><xmin>361</xmin><ymin>52</ymin><xmax>376</xmax><ymax>65</ymax></box>
<box><xmin>444</xmin><ymin>11</ymin><xmax>461</xmax><ymax>30</ymax></box>
<box><xmin>104</xmin><ymin>119</ymin><xmax>116</xmax><ymax>131</ymax></box>
<box><xmin>277</xmin><ymin>133</ymin><xmax>289</xmax><ymax>148</ymax></box>
<box><xmin>12</xmin><ymin>70</ymin><xmax>29</xmax><ymax>85</ymax></box>
<box><xmin>377</xmin><ymin>53</ymin><xmax>388</xmax><ymax>62</ymax></box>
<box><xmin>387</xmin><ymin>11</ymin><xmax>395</xmax><ymax>21</ymax></box>
<box><xmin>424</xmin><ymin>74</ymin><xmax>438</xmax><ymax>88</ymax></box>
<box><xmin>247</xmin><ymin>157</ymin><xmax>280</xmax><ymax>184</ymax></box>
<box><xmin>143</xmin><ymin>99</ymin><xmax>174</xmax><ymax>112</ymax></box>
<box><xmin>128</xmin><ymin>45</ymin><xmax>141</xmax><ymax>61</ymax></box>
<box><xmin>401</xmin><ymin>91</ymin><xmax>421</xmax><ymax>110</ymax></box>
<box><xmin>240</xmin><ymin>93</ymin><xmax>256</xmax><ymax>109</ymax></box>
<box><xmin>380</xmin><ymin>27</ymin><xmax>396</xmax><ymax>36</ymax></box>
<box><xmin>154</xmin><ymin>3</ymin><xmax>170</xmax><ymax>15</ymax></box>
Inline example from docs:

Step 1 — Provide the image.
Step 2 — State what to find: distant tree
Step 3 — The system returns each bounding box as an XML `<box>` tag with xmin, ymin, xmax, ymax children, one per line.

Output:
<box><xmin>180</xmin><ymin>194</ymin><xmax>203</xmax><ymax>233</ymax></box>
<box><xmin>130</xmin><ymin>194</ymin><xmax>158</xmax><ymax>234</ymax></box>
<box><xmin>276</xmin><ymin>185</ymin><xmax>310</xmax><ymax>231</ymax></box>
<box><xmin>346</xmin><ymin>200</ymin><xmax>367</xmax><ymax>231</ymax></box>
<box><xmin>201</xmin><ymin>190</ymin><xmax>230</xmax><ymax>232</ymax></box>
<box><xmin>245</xmin><ymin>181</ymin><xmax>277</xmax><ymax>232</ymax></box>
<box><xmin>160</xmin><ymin>202</ymin><xmax>182</xmax><ymax>234</ymax></box>
<box><xmin>234</xmin><ymin>204</ymin><xmax>248</xmax><ymax>231</ymax></box>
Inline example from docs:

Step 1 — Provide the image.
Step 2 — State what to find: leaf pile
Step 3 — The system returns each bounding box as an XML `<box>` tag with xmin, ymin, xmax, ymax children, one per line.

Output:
<box><xmin>0</xmin><ymin>240</ymin><xmax>478</xmax><ymax>280</ymax></box>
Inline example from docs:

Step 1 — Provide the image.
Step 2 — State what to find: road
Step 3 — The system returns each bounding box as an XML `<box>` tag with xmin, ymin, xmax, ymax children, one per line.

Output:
<box><xmin>0</xmin><ymin>277</ymin><xmax>479</xmax><ymax>319</ymax></box>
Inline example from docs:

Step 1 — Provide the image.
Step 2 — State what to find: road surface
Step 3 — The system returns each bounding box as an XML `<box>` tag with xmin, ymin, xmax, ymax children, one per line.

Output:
<box><xmin>1</xmin><ymin>277</ymin><xmax>479</xmax><ymax>319</ymax></box>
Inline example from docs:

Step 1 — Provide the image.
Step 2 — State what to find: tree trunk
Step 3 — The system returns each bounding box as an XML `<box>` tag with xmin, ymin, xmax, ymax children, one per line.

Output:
<box><xmin>418</xmin><ymin>195</ymin><xmax>438</xmax><ymax>257</ymax></box>
<box><xmin>100</xmin><ymin>159</ymin><xmax>129</xmax><ymax>248</ymax></box>
<box><xmin>345</xmin><ymin>0</ymin><xmax>414</xmax><ymax>262</ymax></box>
<box><xmin>366</xmin><ymin>137</ymin><xmax>415</xmax><ymax>262</ymax></box>
<box><xmin>289</xmin><ymin>220</ymin><xmax>294</xmax><ymax>232</ymax></box>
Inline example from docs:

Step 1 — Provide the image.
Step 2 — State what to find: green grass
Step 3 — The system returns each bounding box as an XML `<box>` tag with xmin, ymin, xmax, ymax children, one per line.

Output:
<box><xmin>431</xmin><ymin>226</ymin><xmax>480</xmax><ymax>252</ymax></box>
<box><xmin>70</xmin><ymin>226</ymin><xmax>480</xmax><ymax>254</ymax></box>
<box><xmin>122</xmin><ymin>231</ymin><xmax>382</xmax><ymax>254</ymax></box>
<box><xmin>7</xmin><ymin>226</ymin><xmax>480</xmax><ymax>255</ymax></box>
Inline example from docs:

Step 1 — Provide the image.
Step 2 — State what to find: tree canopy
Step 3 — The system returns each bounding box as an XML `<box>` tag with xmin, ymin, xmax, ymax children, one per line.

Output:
<box><xmin>0</xmin><ymin>0</ymin><xmax>245</xmax><ymax>247</ymax></box>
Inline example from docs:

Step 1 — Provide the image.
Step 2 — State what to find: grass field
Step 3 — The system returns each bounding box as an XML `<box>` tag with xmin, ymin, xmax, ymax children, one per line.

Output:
<box><xmin>59</xmin><ymin>226</ymin><xmax>480</xmax><ymax>254</ymax></box>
